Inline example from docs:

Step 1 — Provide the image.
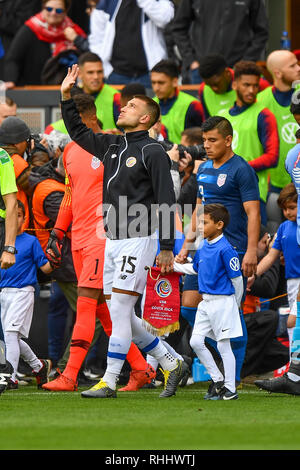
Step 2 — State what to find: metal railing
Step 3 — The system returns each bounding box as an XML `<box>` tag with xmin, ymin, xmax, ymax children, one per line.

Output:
<box><xmin>6</xmin><ymin>85</ymin><xmax>200</xmax><ymax>134</ymax></box>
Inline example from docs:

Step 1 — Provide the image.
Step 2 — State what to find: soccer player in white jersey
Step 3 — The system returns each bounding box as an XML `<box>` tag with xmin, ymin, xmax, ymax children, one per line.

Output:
<box><xmin>59</xmin><ymin>65</ymin><xmax>188</xmax><ymax>399</ymax></box>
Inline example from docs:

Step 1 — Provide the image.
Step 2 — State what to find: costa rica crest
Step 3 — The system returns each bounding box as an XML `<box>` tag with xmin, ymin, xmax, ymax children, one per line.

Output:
<box><xmin>126</xmin><ymin>156</ymin><xmax>137</xmax><ymax>168</ymax></box>
<box><xmin>154</xmin><ymin>278</ymin><xmax>172</xmax><ymax>298</ymax></box>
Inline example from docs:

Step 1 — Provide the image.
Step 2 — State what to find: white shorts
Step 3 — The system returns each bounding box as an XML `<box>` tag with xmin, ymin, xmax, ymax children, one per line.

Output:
<box><xmin>0</xmin><ymin>286</ymin><xmax>35</xmax><ymax>338</ymax></box>
<box><xmin>193</xmin><ymin>294</ymin><xmax>243</xmax><ymax>342</ymax></box>
<box><xmin>287</xmin><ymin>278</ymin><xmax>300</xmax><ymax>317</ymax></box>
<box><xmin>103</xmin><ymin>236</ymin><xmax>158</xmax><ymax>295</ymax></box>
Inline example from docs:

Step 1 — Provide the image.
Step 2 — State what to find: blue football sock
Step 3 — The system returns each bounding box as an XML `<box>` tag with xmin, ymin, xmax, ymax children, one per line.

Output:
<box><xmin>288</xmin><ymin>301</ymin><xmax>300</xmax><ymax>379</ymax></box>
<box><xmin>180</xmin><ymin>306</ymin><xmax>197</xmax><ymax>327</ymax></box>
<box><xmin>291</xmin><ymin>301</ymin><xmax>300</xmax><ymax>356</ymax></box>
<box><xmin>230</xmin><ymin>313</ymin><xmax>248</xmax><ymax>384</ymax></box>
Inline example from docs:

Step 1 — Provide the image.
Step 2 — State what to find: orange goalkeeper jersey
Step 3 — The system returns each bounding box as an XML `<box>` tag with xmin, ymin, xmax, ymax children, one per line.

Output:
<box><xmin>60</xmin><ymin>141</ymin><xmax>105</xmax><ymax>250</ymax></box>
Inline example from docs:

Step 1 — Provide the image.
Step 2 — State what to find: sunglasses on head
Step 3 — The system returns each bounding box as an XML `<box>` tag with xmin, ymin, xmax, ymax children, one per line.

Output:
<box><xmin>45</xmin><ymin>6</ymin><xmax>65</xmax><ymax>14</ymax></box>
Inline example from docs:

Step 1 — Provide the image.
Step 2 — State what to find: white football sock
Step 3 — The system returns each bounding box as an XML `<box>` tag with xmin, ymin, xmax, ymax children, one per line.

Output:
<box><xmin>0</xmin><ymin>340</ymin><xmax>6</xmax><ymax>365</ymax></box>
<box><xmin>288</xmin><ymin>327</ymin><xmax>294</xmax><ymax>354</ymax></box>
<box><xmin>162</xmin><ymin>339</ymin><xmax>184</xmax><ymax>361</ymax></box>
<box><xmin>19</xmin><ymin>339</ymin><xmax>42</xmax><ymax>372</ymax></box>
<box><xmin>190</xmin><ymin>334</ymin><xmax>224</xmax><ymax>383</ymax></box>
<box><xmin>4</xmin><ymin>331</ymin><xmax>20</xmax><ymax>382</ymax></box>
<box><xmin>146</xmin><ymin>354</ymin><xmax>158</xmax><ymax>371</ymax></box>
<box><xmin>103</xmin><ymin>336</ymin><xmax>132</xmax><ymax>390</ymax></box>
<box><xmin>102</xmin><ymin>292</ymin><xmax>137</xmax><ymax>389</ymax></box>
<box><xmin>217</xmin><ymin>338</ymin><xmax>236</xmax><ymax>393</ymax></box>
<box><xmin>149</xmin><ymin>342</ymin><xmax>178</xmax><ymax>370</ymax></box>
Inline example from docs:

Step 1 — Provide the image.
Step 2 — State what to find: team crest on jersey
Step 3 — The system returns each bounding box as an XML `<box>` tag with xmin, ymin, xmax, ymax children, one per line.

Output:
<box><xmin>155</xmin><ymin>279</ymin><xmax>172</xmax><ymax>298</ymax></box>
<box><xmin>217</xmin><ymin>173</ymin><xmax>227</xmax><ymax>187</ymax></box>
<box><xmin>126</xmin><ymin>156</ymin><xmax>137</xmax><ymax>168</ymax></box>
<box><xmin>91</xmin><ymin>156</ymin><xmax>100</xmax><ymax>170</ymax></box>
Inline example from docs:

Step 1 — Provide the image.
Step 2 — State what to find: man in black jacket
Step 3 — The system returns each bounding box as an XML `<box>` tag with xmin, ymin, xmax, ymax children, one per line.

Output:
<box><xmin>59</xmin><ymin>64</ymin><xmax>188</xmax><ymax>399</ymax></box>
<box><xmin>172</xmin><ymin>0</ymin><xmax>269</xmax><ymax>83</ymax></box>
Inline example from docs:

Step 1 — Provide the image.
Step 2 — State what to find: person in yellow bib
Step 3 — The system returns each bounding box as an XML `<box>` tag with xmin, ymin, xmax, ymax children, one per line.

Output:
<box><xmin>198</xmin><ymin>54</ymin><xmax>270</xmax><ymax>120</ymax></box>
<box><xmin>257</xmin><ymin>50</ymin><xmax>300</xmax><ymax>232</ymax></box>
<box><xmin>219</xmin><ymin>61</ymin><xmax>279</xmax><ymax>225</ymax></box>
<box><xmin>0</xmin><ymin>148</ymin><xmax>17</xmax><ymax>270</ymax></box>
<box><xmin>151</xmin><ymin>59</ymin><xmax>204</xmax><ymax>144</ymax></box>
<box><xmin>44</xmin><ymin>52</ymin><xmax>121</xmax><ymax>135</ymax></box>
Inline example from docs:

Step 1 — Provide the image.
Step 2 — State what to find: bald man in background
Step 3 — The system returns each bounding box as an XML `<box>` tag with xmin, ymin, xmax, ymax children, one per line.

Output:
<box><xmin>257</xmin><ymin>50</ymin><xmax>300</xmax><ymax>232</ymax></box>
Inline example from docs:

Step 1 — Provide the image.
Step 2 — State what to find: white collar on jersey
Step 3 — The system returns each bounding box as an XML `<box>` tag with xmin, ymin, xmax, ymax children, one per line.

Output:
<box><xmin>207</xmin><ymin>233</ymin><xmax>224</xmax><ymax>245</ymax></box>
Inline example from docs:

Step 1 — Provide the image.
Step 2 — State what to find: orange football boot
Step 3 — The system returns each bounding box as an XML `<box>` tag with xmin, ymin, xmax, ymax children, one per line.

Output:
<box><xmin>42</xmin><ymin>373</ymin><xmax>78</xmax><ymax>391</ymax></box>
<box><xmin>118</xmin><ymin>365</ymin><xmax>156</xmax><ymax>391</ymax></box>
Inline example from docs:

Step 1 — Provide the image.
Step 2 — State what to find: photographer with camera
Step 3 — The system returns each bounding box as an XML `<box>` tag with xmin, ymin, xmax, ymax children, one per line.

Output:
<box><xmin>0</xmin><ymin>116</ymin><xmax>33</xmax><ymax>232</ymax></box>
<box><xmin>149</xmin><ymin>118</ymin><xmax>206</xmax><ymax>201</ymax></box>
<box><xmin>175</xmin><ymin>128</ymin><xmax>206</xmax><ymax>216</ymax></box>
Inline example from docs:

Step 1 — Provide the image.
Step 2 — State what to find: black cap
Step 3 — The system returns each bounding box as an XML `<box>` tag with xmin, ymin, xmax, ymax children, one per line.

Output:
<box><xmin>0</xmin><ymin>116</ymin><xmax>30</xmax><ymax>144</ymax></box>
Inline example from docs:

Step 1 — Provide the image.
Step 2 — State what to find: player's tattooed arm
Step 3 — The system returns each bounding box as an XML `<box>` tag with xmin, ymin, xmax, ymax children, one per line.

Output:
<box><xmin>156</xmin><ymin>250</ymin><xmax>174</xmax><ymax>274</ymax></box>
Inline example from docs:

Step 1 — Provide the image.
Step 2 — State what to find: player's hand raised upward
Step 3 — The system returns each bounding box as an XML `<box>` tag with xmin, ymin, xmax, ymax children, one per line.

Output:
<box><xmin>61</xmin><ymin>64</ymin><xmax>79</xmax><ymax>101</ymax></box>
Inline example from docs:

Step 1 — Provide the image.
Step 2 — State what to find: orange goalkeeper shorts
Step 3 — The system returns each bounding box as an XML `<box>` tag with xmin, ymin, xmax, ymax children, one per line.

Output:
<box><xmin>72</xmin><ymin>241</ymin><xmax>106</xmax><ymax>289</ymax></box>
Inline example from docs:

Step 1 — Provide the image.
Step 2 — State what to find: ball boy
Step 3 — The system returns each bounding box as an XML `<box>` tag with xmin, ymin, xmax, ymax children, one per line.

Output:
<box><xmin>174</xmin><ymin>203</ymin><xmax>243</xmax><ymax>400</ymax></box>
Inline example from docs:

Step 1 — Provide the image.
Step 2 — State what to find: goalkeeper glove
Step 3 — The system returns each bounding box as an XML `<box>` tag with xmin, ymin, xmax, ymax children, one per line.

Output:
<box><xmin>46</xmin><ymin>228</ymin><xmax>65</xmax><ymax>268</ymax></box>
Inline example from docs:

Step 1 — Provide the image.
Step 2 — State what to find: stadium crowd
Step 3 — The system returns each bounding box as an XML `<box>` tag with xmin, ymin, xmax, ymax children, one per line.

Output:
<box><xmin>0</xmin><ymin>0</ymin><xmax>300</xmax><ymax>400</ymax></box>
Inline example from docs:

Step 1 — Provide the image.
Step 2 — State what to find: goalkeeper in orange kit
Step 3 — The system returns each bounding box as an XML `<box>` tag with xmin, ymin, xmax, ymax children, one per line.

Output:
<box><xmin>43</xmin><ymin>93</ymin><xmax>155</xmax><ymax>392</ymax></box>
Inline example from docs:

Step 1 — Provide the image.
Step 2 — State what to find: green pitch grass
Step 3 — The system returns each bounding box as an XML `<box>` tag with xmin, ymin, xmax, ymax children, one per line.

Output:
<box><xmin>1</xmin><ymin>381</ymin><xmax>300</xmax><ymax>450</ymax></box>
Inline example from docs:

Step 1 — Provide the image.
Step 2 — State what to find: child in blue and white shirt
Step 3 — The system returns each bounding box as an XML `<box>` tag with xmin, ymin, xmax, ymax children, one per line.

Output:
<box><xmin>174</xmin><ymin>203</ymin><xmax>243</xmax><ymax>400</ymax></box>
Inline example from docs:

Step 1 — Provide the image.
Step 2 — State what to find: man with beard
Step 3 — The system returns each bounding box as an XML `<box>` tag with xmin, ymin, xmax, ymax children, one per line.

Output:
<box><xmin>219</xmin><ymin>60</ymin><xmax>279</xmax><ymax>225</ymax></box>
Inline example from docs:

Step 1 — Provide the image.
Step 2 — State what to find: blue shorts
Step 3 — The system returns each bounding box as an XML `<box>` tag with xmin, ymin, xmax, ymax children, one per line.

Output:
<box><xmin>182</xmin><ymin>274</ymin><xmax>198</xmax><ymax>292</ymax></box>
